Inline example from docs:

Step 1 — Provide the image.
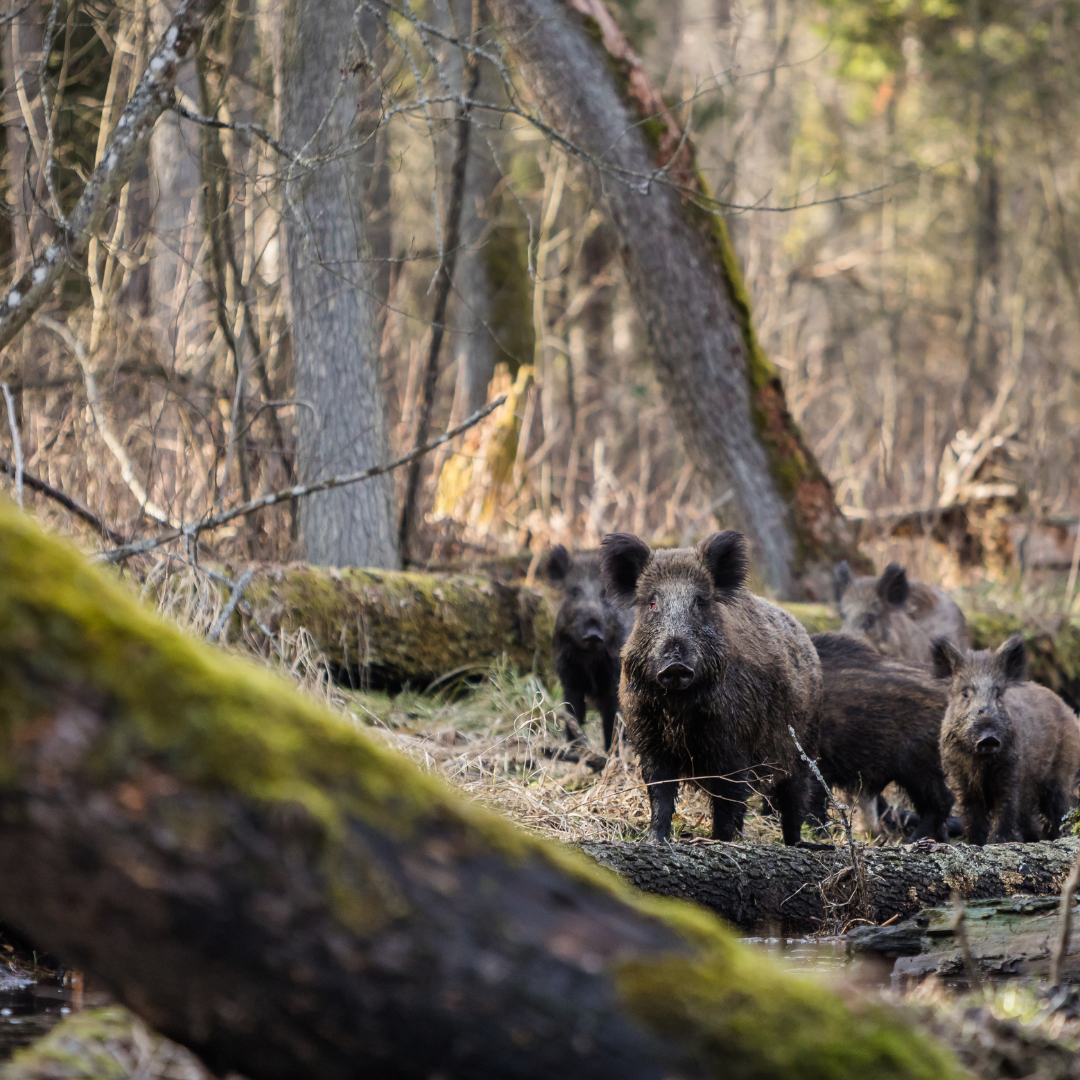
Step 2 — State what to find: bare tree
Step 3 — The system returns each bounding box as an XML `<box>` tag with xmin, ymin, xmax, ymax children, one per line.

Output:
<box><xmin>280</xmin><ymin>0</ymin><xmax>397</xmax><ymax>568</ymax></box>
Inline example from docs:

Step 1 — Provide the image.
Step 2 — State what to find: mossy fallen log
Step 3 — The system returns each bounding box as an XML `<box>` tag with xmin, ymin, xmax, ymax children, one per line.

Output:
<box><xmin>581</xmin><ymin>838</ymin><xmax>1080</xmax><ymax>932</ymax></box>
<box><xmin>0</xmin><ymin>503</ymin><xmax>963</xmax><ymax>1080</ymax></box>
<box><xmin>191</xmin><ymin>565</ymin><xmax>838</xmax><ymax>690</ymax></box>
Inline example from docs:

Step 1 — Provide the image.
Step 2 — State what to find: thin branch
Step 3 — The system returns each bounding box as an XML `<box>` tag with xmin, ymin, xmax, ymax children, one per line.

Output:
<box><xmin>1</xmin><ymin>383</ymin><xmax>23</xmax><ymax>508</ymax></box>
<box><xmin>1050</xmin><ymin>846</ymin><xmax>1080</xmax><ymax>987</ymax></box>
<box><xmin>0</xmin><ymin>0</ymin><xmax>226</xmax><ymax>352</ymax></box>
<box><xmin>0</xmin><ymin>455</ymin><xmax>126</xmax><ymax>543</ymax></box>
<box><xmin>101</xmin><ymin>395</ymin><xmax>507</xmax><ymax>563</ymax></box>
<box><xmin>170</xmin><ymin>100</ymin><xmax>300</xmax><ymax>161</ymax></box>
<box><xmin>207</xmin><ymin>567</ymin><xmax>256</xmax><ymax>644</ymax></box>
<box><xmin>397</xmin><ymin>0</ymin><xmax>481</xmax><ymax>564</ymax></box>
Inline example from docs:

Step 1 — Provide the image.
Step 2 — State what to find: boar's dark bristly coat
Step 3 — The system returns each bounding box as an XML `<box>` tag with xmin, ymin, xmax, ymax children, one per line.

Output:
<box><xmin>834</xmin><ymin>560</ymin><xmax>971</xmax><ymax>665</ymax></box>
<box><xmin>546</xmin><ymin>545</ymin><xmax>633</xmax><ymax>751</ymax></box>
<box><xmin>601</xmin><ymin>530</ymin><xmax>823</xmax><ymax>845</ymax></box>
<box><xmin>933</xmin><ymin>635</ymin><xmax>1080</xmax><ymax>845</ymax></box>
<box><xmin>811</xmin><ymin>633</ymin><xmax>953</xmax><ymax>841</ymax></box>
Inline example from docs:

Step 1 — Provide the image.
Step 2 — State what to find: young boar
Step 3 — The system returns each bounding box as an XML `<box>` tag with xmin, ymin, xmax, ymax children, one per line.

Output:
<box><xmin>933</xmin><ymin>635</ymin><xmax>1080</xmax><ymax>845</ymax></box>
<box><xmin>834</xmin><ymin>561</ymin><xmax>970</xmax><ymax>665</ymax></box>
<box><xmin>546</xmin><ymin>546</ymin><xmax>633</xmax><ymax>751</ymax></box>
<box><xmin>601</xmin><ymin>530</ymin><xmax>822</xmax><ymax>845</ymax></box>
<box><xmin>810</xmin><ymin>633</ymin><xmax>953</xmax><ymax>841</ymax></box>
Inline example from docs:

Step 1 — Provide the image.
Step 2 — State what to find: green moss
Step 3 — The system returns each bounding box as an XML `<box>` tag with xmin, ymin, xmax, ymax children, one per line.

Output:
<box><xmin>0</xmin><ymin>507</ymin><xmax>963</xmax><ymax>1076</ymax></box>
<box><xmin>481</xmin><ymin>207</ymin><xmax>535</xmax><ymax>373</ymax></box>
<box><xmin>781</xmin><ymin>602</ymin><xmax>843</xmax><ymax>635</ymax></box>
<box><xmin>614</xmin><ymin>945</ymin><xmax>964</xmax><ymax>1080</ymax></box>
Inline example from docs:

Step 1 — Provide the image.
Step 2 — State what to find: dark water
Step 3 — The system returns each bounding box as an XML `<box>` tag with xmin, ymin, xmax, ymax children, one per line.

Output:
<box><xmin>0</xmin><ymin>969</ymin><xmax>72</xmax><ymax>1061</ymax></box>
<box><xmin>741</xmin><ymin>935</ymin><xmax>852</xmax><ymax>973</ymax></box>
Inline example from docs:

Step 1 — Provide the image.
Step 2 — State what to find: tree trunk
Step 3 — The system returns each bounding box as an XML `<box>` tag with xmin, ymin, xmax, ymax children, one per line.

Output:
<box><xmin>486</xmin><ymin>0</ymin><xmax>864</xmax><ymax>597</ymax></box>
<box><xmin>2</xmin><ymin>0</ymin><xmax>46</xmax><ymax>276</ymax></box>
<box><xmin>0</xmin><ymin>506</ymin><xmax>962</xmax><ymax>1080</ymax></box>
<box><xmin>582</xmin><ymin>838</ymin><xmax>1079</xmax><ymax>933</ymax></box>
<box><xmin>280</xmin><ymin>0</ymin><xmax>397</xmax><ymax>568</ymax></box>
<box><xmin>148</xmin><ymin>1</ymin><xmax>212</xmax><ymax>366</ymax></box>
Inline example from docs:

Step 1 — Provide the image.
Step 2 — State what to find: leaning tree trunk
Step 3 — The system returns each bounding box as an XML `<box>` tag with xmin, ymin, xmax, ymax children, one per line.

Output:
<box><xmin>0</xmin><ymin>503</ymin><xmax>962</xmax><ymax>1080</ymax></box>
<box><xmin>487</xmin><ymin>0</ymin><xmax>864</xmax><ymax>597</ymax></box>
<box><xmin>280</xmin><ymin>0</ymin><xmax>397</xmax><ymax>568</ymax></box>
<box><xmin>583</xmin><ymin>838</ymin><xmax>1080</xmax><ymax>932</ymax></box>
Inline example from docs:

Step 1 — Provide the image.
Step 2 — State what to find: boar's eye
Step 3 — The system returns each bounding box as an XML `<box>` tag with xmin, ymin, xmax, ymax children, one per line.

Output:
<box><xmin>649</xmin><ymin>596</ymin><xmax>659</xmax><ymax>612</ymax></box>
<box><xmin>961</xmin><ymin>687</ymin><xmax>971</xmax><ymax>700</ymax></box>
<box><xmin>861</xmin><ymin>613</ymin><xmax>876</xmax><ymax>631</ymax></box>
<box><xmin>568</xmin><ymin>586</ymin><xmax>582</xmax><ymax>599</ymax></box>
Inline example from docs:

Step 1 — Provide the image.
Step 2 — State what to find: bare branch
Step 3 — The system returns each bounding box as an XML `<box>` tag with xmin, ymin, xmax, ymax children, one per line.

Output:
<box><xmin>207</xmin><ymin>567</ymin><xmax>256</xmax><ymax>644</ymax></box>
<box><xmin>1</xmin><ymin>383</ymin><xmax>23</xmax><ymax>508</ymax></box>
<box><xmin>101</xmin><ymin>395</ymin><xmax>507</xmax><ymax>563</ymax></box>
<box><xmin>0</xmin><ymin>455</ymin><xmax>126</xmax><ymax>543</ymax></box>
<box><xmin>0</xmin><ymin>0</ymin><xmax>225</xmax><ymax>352</ymax></box>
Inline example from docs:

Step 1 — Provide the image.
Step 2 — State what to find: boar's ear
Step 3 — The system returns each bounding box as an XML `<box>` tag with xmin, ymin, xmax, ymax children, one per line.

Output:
<box><xmin>600</xmin><ymin>533</ymin><xmax>652</xmax><ymax>604</ymax></box>
<box><xmin>877</xmin><ymin>562</ymin><xmax>910</xmax><ymax>608</ymax></box>
<box><xmin>931</xmin><ymin>636</ymin><xmax>965</xmax><ymax>680</ymax></box>
<box><xmin>545</xmin><ymin>545</ymin><xmax>571</xmax><ymax>584</ymax></box>
<box><xmin>699</xmin><ymin>531</ymin><xmax>748</xmax><ymax>593</ymax></box>
<box><xmin>996</xmin><ymin>635</ymin><xmax>1028</xmax><ymax>684</ymax></box>
<box><xmin>833</xmin><ymin>560</ymin><xmax>853</xmax><ymax>605</ymax></box>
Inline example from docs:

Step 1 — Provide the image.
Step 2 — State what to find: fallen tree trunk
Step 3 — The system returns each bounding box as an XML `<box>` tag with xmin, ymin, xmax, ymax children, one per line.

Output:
<box><xmin>171</xmin><ymin>563</ymin><xmax>839</xmax><ymax>688</ymax></box>
<box><xmin>581</xmin><ymin>838</ymin><xmax>1080</xmax><ymax>932</ymax></box>
<box><xmin>0</xmin><ymin>505</ymin><xmax>962</xmax><ymax>1080</ymax></box>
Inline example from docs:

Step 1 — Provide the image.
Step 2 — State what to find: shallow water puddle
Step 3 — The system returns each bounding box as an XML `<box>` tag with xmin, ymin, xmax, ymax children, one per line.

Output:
<box><xmin>0</xmin><ymin>969</ymin><xmax>72</xmax><ymax>1060</ymax></box>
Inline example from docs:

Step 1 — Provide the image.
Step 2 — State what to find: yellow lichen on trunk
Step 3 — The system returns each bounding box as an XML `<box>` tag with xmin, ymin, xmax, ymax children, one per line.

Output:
<box><xmin>0</xmin><ymin>502</ymin><xmax>964</xmax><ymax>1079</ymax></box>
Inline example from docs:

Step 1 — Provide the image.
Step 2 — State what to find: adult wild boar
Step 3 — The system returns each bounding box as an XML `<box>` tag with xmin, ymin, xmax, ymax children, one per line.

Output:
<box><xmin>834</xmin><ymin>561</ymin><xmax>970</xmax><ymax>665</ymax></box>
<box><xmin>933</xmin><ymin>635</ymin><xmax>1080</xmax><ymax>845</ymax></box>
<box><xmin>546</xmin><ymin>545</ymin><xmax>632</xmax><ymax>751</ymax></box>
<box><xmin>600</xmin><ymin>530</ymin><xmax>822</xmax><ymax>845</ymax></box>
<box><xmin>811</xmin><ymin>633</ymin><xmax>953</xmax><ymax>841</ymax></box>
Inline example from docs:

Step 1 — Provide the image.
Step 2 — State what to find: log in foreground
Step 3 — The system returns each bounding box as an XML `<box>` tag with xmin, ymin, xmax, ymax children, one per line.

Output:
<box><xmin>582</xmin><ymin>839</ymin><xmax>1080</xmax><ymax>931</ymax></box>
<box><xmin>0</xmin><ymin>503</ymin><xmax>960</xmax><ymax>1080</ymax></box>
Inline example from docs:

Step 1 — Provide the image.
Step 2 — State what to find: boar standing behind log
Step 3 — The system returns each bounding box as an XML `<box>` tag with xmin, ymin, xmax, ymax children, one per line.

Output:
<box><xmin>600</xmin><ymin>531</ymin><xmax>823</xmax><ymax>845</ymax></box>
<box><xmin>810</xmin><ymin>633</ymin><xmax>953</xmax><ymax>841</ymax></box>
<box><xmin>834</xmin><ymin>561</ymin><xmax>970</xmax><ymax>665</ymax></box>
<box><xmin>933</xmin><ymin>635</ymin><xmax>1080</xmax><ymax>845</ymax></box>
<box><xmin>546</xmin><ymin>546</ymin><xmax>633</xmax><ymax>751</ymax></box>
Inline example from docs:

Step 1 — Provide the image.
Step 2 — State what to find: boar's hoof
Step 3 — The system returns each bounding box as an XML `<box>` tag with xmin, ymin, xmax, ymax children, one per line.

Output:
<box><xmin>976</xmin><ymin>735</ymin><xmax>1002</xmax><ymax>755</ymax></box>
<box><xmin>657</xmin><ymin>662</ymin><xmax>695</xmax><ymax>691</ymax></box>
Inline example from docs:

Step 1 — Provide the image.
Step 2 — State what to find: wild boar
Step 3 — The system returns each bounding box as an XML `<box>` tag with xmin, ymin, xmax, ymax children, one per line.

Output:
<box><xmin>933</xmin><ymin>634</ymin><xmax>1080</xmax><ymax>844</ymax></box>
<box><xmin>546</xmin><ymin>546</ymin><xmax>633</xmax><ymax>751</ymax></box>
<box><xmin>834</xmin><ymin>561</ymin><xmax>970</xmax><ymax>665</ymax></box>
<box><xmin>600</xmin><ymin>530</ymin><xmax>822</xmax><ymax>845</ymax></box>
<box><xmin>810</xmin><ymin>633</ymin><xmax>953</xmax><ymax>841</ymax></box>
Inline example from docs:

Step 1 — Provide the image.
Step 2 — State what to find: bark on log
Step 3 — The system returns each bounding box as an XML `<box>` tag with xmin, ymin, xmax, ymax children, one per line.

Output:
<box><xmin>486</xmin><ymin>0</ymin><xmax>865</xmax><ymax>597</ymax></box>
<box><xmin>581</xmin><ymin>839</ymin><xmax>1080</xmax><ymax>932</ymax></box>
<box><xmin>0</xmin><ymin>503</ymin><xmax>962</xmax><ymax>1080</ymax></box>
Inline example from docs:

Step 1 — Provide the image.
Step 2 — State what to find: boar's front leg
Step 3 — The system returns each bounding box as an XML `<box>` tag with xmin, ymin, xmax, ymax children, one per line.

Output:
<box><xmin>642</xmin><ymin>756</ymin><xmax>679</xmax><ymax>843</ymax></box>
<box><xmin>562</xmin><ymin>687</ymin><xmax>588</xmax><ymax>744</ymax></box>
<box><xmin>704</xmin><ymin>770</ymin><xmax>750</xmax><ymax>842</ymax></box>
<box><xmin>597</xmin><ymin>691</ymin><xmax>620</xmax><ymax>754</ymax></box>
<box><xmin>773</xmin><ymin>769</ymin><xmax>811</xmax><ymax>847</ymax></box>
<box><xmin>1039</xmin><ymin>782</ymin><xmax>1069</xmax><ymax>841</ymax></box>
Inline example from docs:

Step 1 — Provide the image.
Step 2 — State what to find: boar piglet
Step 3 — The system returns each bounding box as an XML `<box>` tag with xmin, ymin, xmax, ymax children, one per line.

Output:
<box><xmin>601</xmin><ymin>530</ymin><xmax>823</xmax><ymax>845</ymax></box>
<box><xmin>835</xmin><ymin>561</ymin><xmax>970</xmax><ymax>665</ymax></box>
<box><xmin>810</xmin><ymin>633</ymin><xmax>953</xmax><ymax>841</ymax></box>
<box><xmin>934</xmin><ymin>635</ymin><xmax>1080</xmax><ymax>845</ymax></box>
<box><xmin>546</xmin><ymin>546</ymin><xmax>633</xmax><ymax>751</ymax></box>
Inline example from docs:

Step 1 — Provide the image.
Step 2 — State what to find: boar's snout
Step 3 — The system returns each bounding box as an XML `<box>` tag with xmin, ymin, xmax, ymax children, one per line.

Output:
<box><xmin>656</xmin><ymin>661</ymin><xmax>695</xmax><ymax>691</ymax></box>
<box><xmin>580</xmin><ymin>619</ymin><xmax>605</xmax><ymax>644</ymax></box>
<box><xmin>975</xmin><ymin>734</ymin><xmax>1002</xmax><ymax>755</ymax></box>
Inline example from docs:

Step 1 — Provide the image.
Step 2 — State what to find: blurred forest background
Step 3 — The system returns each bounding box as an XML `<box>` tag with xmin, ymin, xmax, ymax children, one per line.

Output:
<box><xmin>2</xmin><ymin>0</ymin><xmax>1079</xmax><ymax>604</ymax></box>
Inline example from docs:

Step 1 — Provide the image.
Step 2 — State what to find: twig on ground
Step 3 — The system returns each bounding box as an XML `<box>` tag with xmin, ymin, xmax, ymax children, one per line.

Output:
<box><xmin>2</xmin><ymin>383</ymin><xmax>24</xmax><ymax>508</ymax></box>
<box><xmin>207</xmin><ymin>567</ymin><xmax>256</xmax><ymax>644</ymax></box>
<box><xmin>100</xmin><ymin>395</ymin><xmax>507</xmax><ymax>563</ymax></box>
<box><xmin>1050</xmin><ymin>845</ymin><xmax>1080</xmax><ymax>987</ymax></box>
<box><xmin>951</xmin><ymin>889</ymin><xmax>982</xmax><ymax>991</ymax></box>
